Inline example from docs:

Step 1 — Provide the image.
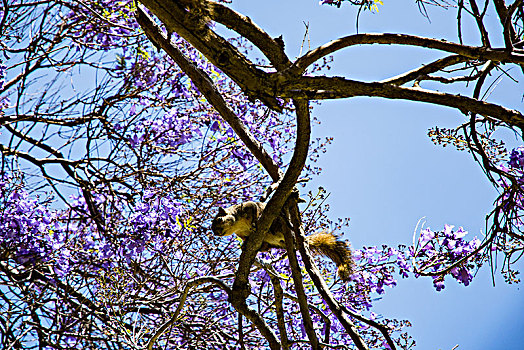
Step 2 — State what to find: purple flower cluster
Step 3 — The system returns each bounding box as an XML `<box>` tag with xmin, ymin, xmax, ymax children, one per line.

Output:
<box><xmin>140</xmin><ymin>108</ymin><xmax>204</xmax><ymax>149</ymax></box>
<box><xmin>111</xmin><ymin>43</ymin><xmax>290</xmax><ymax>176</ymax></box>
<box><xmin>117</xmin><ymin>49</ymin><xmax>182</xmax><ymax>94</ymax></box>
<box><xmin>0</xmin><ymin>173</ymin><xmax>192</xmax><ymax>278</ymax></box>
<box><xmin>348</xmin><ymin>245</ymin><xmax>412</xmax><ymax>310</ymax></box>
<box><xmin>0</xmin><ymin>62</ymin><xmax>8</xmax><ymax>116</ymax></box>
<box><xmin>492</xmin><ymin>146</ymin><xmax>524</xmax><ymax>231</ymax></box>
<box><xmin>509</xmin><ymin>146</ymin><xmax>524</xmax><ymax>169</ymax></box>
<box><xmin>0</xmin><ymin>176</ymin><xmax>72</xmax><ymax>275</ymax></box>
<box><xmin>0</xmin><ymin>62</ymin><xmax>5</xmax><ymax>89</ymax></box>
<box><xmin>414</xmin><ymin>224</ymin><xmax>482</xmax><ymax>290</ymax></box>
<box><xmin>123</xmin><ymin>190</ymin><xmax>185</xmax><ymax>260</ymax></box>
<box><xmin>67</xmin><ymin>0</ymin><xmax>139</xmax><ymax>51</ymax></box>
<box><xmin>336</xmin><ymin>224</ymin><xmax>482</xmax><ymax>301</ymax></box>
<box><xmin>103</xmin><ymin>21</ymin><xmax>295</xmax><ymax>191</ymax></box>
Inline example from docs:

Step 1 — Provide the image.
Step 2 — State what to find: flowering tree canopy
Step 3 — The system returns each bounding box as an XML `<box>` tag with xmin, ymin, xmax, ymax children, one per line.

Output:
<box><xmin>0</xmin><ymin>0</ymin><xmax>523</xmax><ymax>349</ymax></box>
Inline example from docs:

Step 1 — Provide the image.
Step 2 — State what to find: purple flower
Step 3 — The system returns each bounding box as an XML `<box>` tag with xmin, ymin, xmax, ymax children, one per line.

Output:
<box><xmin>129</xmin><ymin>104</ymin><xmax>137</xmax><ymax>116</ymax></box>
<box><xmin>433</xmin><ymin>277</ymin><xmax>446</xmax><ymax>291</ymax></box>
<box><xmin>0</xmin><ymin>62</ymin><xmax>6</xmax><ymax>90</ymax></box>
<box><xmin>453</xmin><ymin>227</ymin><xmax>468</xmax><ymax>239</ymax></box>
<box><xmin>419</xmin><ymin>228</ymin><xmax>435</xmax><ymax>244</ymax></box>
<box><xmin>129</xmin><ymin>133</ymin><xmax>144</xmax><ymax>148</ymax></box>
<box><xmin>509</xmin><ymin>146</ymin><xmax>524</xmax><ymax>169</ymax></box>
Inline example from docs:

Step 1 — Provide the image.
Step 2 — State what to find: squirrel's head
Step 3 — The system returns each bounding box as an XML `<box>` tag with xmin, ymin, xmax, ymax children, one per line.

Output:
<box><xmin>211</xmin><ymin>207</ymin><xmax>235</xmax><ymax>236</ymax></box>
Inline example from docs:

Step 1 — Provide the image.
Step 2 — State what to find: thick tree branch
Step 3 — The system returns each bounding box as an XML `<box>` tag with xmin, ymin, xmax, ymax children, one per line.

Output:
<box><xmin>291</xmin><ymin>33</ymin><xmax>524</xmax><ymax>75</ymax></box>
<box><xmin>265</xmin><ymin>265</ymin><xmax>290</xmax><ymax>349</ymax></box>
<box><xmin>282</xmin><ymin>204</ymin><xmax>320</xmax><ymax>349</ymax></box>
<box><xmin>138</xmin><ymin>1</ymin><xmax>524</xmax><ymax>132</ymax></box>
<box><xmin>493</xmin><ymin>0</ymin><xmax>517</xmax><ymax>49</ymax></box>
<box><xmin>137</xmin><ymin>0</ymin><xmax>283</xmax><ymax>110</ymax></box>
<box><xmin>228</xmin><ymin>98</ymin><xmax>310</xmax><ymax>328</ymax></box>
<box><xmin>204</xmin><ymin>0</ymin><xmax>292</xmax><ymax>70</ymax></box>
<box><xmin>277</xmin><ymin>76</ymin><xmax>524</xmax><ymax>131</ymax></box>
<box><xmin>135</xmin><ymin>6</ymin><xmax>281</xmax><ymax>182</ymax></box>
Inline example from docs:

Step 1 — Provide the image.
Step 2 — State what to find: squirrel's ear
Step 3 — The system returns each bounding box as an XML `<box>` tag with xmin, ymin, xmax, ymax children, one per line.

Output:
<box><xmin>217</xmin><ymin>207</ymin><xmax>227</xmax><ymax>216</ymax></box>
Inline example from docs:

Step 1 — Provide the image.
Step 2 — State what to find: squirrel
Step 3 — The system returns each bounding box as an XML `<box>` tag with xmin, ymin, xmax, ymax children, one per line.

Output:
<box><xmin>211</xmin><ymin>201</ymin><xmax>354</xmax><ymax>280</ymax></box>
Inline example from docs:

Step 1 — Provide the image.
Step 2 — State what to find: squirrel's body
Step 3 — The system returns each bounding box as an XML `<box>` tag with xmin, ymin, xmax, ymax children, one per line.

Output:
<box><xmin>211</xmin><ymin>201</ymin><xmax>354</xmax><ymax>280</ymax></box>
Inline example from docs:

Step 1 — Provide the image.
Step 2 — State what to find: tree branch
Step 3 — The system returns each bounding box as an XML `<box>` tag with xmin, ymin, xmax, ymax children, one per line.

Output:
<box><xmin>205</xmin><ymin>0</ymin><xmax>292</xmax><ymax>70</ymax></box>
<box><xmin>137</xmin><ymin>0</ymin><xmax>283</xmax><ymax>110</ymax></box>
<box><xmin>146</xmin><ymin>276</ymin><xmax>231</xmax><ymax>350</ymax></box>
<box><xmin>282</xmin><ymin>204</ymin><xmax>320</xmax><ymax>349</ymax></box>
<box><xmin>380</xmin><ymin>54</ymin><xmax>468</xmax><ymax>85</ymax></box>
<box><xmin>266</xmin><ymin>265</ymin><xmax>290</xmax><ymax>349</ymax></box>
<box><xmin>135</xmin><ymin>5</ymin><xmax>281</xmax><ymax>182</ymax></box>
<box><xmin>227</xmin><ymin>99</ymin><xmax>311</xmax><ymax>348</ymax></box>
<box><xmin>292</xmin><ymin>33</ymin><xmax>524</xmax><ymax>75</ymax></box>
<box><xmin>288</xmin><ymin>202</ymin><xmax>370</xmax><ymax>350</ymax></box>
<box><xmin>277</xmin><ymin>76</ymin><xmax>524</xmax><ymax>131</ymax></box>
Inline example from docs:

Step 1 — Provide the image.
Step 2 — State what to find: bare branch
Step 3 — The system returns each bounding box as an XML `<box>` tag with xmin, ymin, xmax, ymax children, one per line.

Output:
<box><xmin>146</xmin><ymin>276</ymin><xmax>231</xmax><ymax>350</ymax></box>
<box><xmin>380</xmin><ymin>54</ymin><xmax>468</xmax><ymax>85</ymax></box>
<box><xmin>277</xmin><ymin>76</ymin><xmax>524</xmax><ymax>131</ymax></box>
<box><xmin>292</xmin><ymin>33</ymin><xmax>524</xmax><ymax>74</ymax></box>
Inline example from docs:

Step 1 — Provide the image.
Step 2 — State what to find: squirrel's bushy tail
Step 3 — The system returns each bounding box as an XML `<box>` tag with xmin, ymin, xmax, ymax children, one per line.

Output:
<box><xmin>306</xmin><ymin>232</ymin><xmax>354</xmax><ymax>280</ymax></box>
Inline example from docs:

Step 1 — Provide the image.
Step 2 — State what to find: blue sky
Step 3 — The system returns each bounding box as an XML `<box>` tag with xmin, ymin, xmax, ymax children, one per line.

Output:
<box><xmin>227</xmin><ymin>1</ymin><xmax>524</xmax><ymax>349</ymax></box>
